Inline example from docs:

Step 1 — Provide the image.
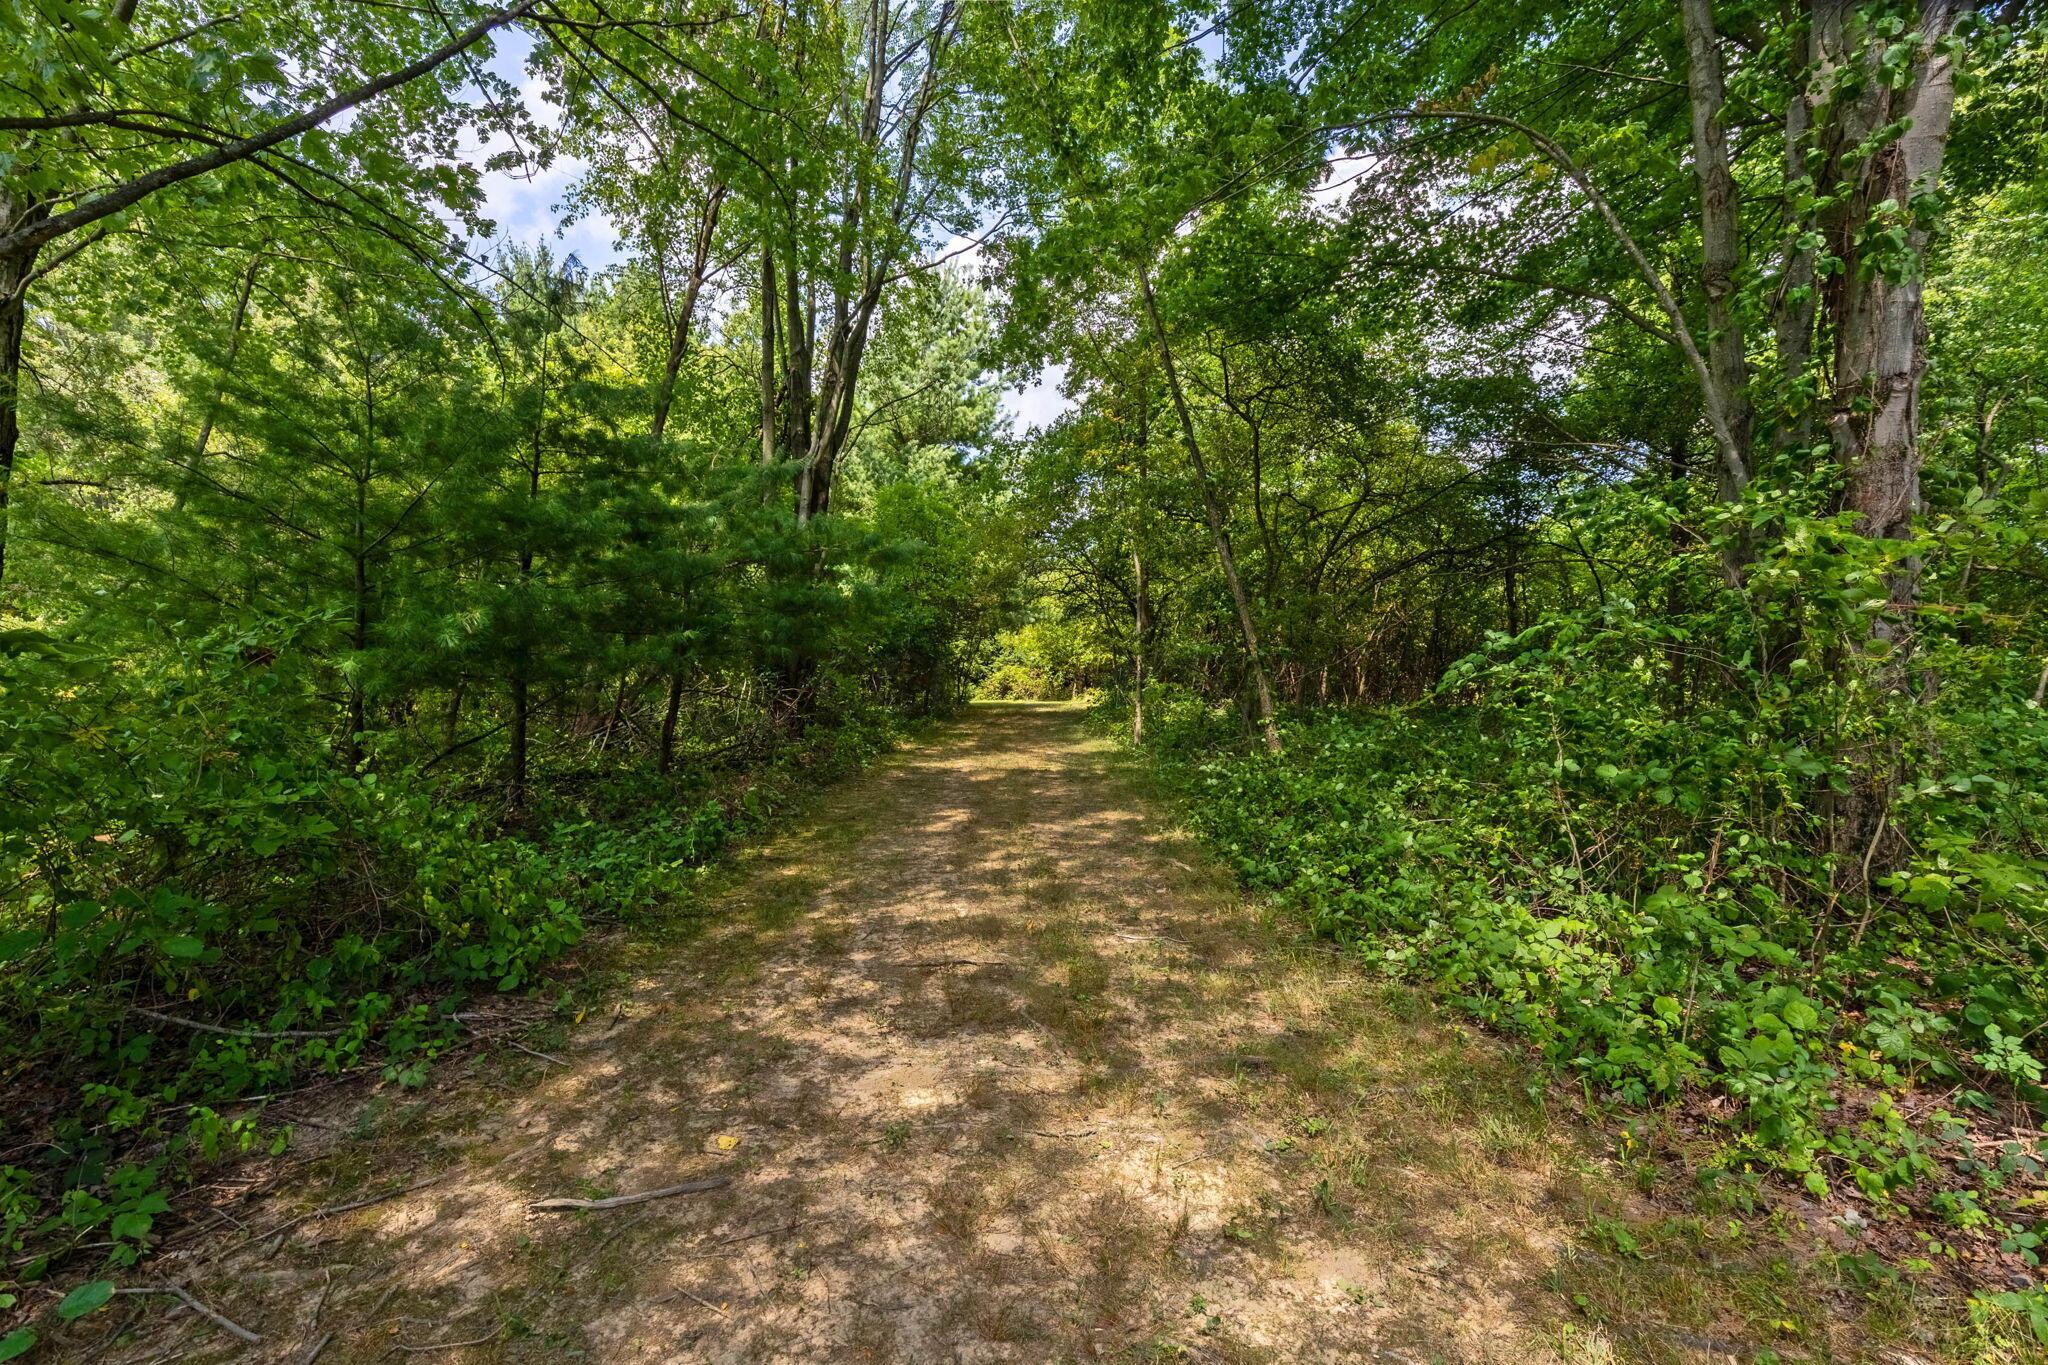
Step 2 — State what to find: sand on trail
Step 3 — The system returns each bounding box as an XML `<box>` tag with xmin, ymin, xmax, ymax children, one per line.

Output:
<box><xmin>57</xmin><ymin>703</ymin><xmax>1774</xmax><ymax>1364</ymax></box>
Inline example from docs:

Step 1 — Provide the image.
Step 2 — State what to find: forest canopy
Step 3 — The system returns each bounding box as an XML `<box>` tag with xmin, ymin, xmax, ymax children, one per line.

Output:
<box><xmin>4</xmin><ymin>0</ymin><xmax>2048</xmax><ymax>1346</ymax></box>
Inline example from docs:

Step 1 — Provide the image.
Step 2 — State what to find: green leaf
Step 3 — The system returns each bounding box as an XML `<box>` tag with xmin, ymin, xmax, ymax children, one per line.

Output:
<box><xmin>0</xmin><ymin>1328</ymin><xmax>36</xmax><ymax>1361</ymax></box>
<box><xmin>160</xmin><ymin>936</ymin><xmax>205</xmax><ymax>960</ymax></box>
<box><xmin>1782</xmin><ymin>999</ymin><xmax>1819</xmax><ymax>1032</ymax></box>
<box><xmin>0</xmin><ymin>928</ymin><xmax>39</xmax><ymax>962</ymax></box>
<box><xmin>109</xmin><ymin>1211</ymin><xmax>153</xmax><ymax>1242</ymax></box>
<box><xmin>58</xmin><ymin>1280</ymin><xmax>114</xmax><ymax>1321</ymax></box>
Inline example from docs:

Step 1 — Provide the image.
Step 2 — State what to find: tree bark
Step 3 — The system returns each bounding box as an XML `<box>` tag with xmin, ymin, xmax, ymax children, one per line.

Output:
<box><xmin>510</xmin><ymin>324</ymin><xmax>549</xmax><ymax>809</ymax></box>
<box><xmin>650</xmin><ymin>184</ymin><xmax>725</xmax><ymax>443</ymax></box>
<box><xmin>659</xmin><ymin>673</ymin><xmax>685</xmax><ymax>774</ymax></box>
<box><xmin>1771</xmin><ymin>20</ymin><xmax>1820</xmax><ymax>449</ymax></box>
<box><xmin>0</xmin><ymin>248</ymin><xmax>35</xmax><ymax>591</ymax></box>
<box><xmin>1502</xmin><ymin>537</ymin><xmax>1521</xmax><ymax>636</ymax></box>
<box><xmin>1812</xmin><ymin>0</ymin><xmax>1966</xmax><ymax>893</ymax></box>
<box><xmin>509</xmin><ymin>667</ymin><xmax>530</xmax><ymax>809</ymax></box>
<box><xmin>1131</xmin><ymin>546</ymin><xmax>1148</xmax><ymax>745</ymax></box>
<box><xmin>444</xmin><ymin>681</ymin><xmax>465</xmax><ymax>751</ymax></box>
<box><xmin>0</xmin><ymin>188</ymin><xmax>51</xmax><ymax>589</ymax></box>
<box><xmin>1821</xmin><ymin>0</ymin><xmax>1961</xmax><ymax>585</ymax></box>
<box><xmin>1679</xmin><ymin>0</ymin><xmax>1754</xmax><ymax>502</ymax></box>
<box><xmin>757</xmin><ymin>243</ymin><xmax>779</xmax><ymax>467</ymax></box>
<box><xmin>1137</xmin><ymin>263</ymin><xmax>1280</xmax><ymax>754</ymax></box>
<box><xmin>346</xmin><ymin>433</ymin><xmax>371</xmax><ymax>773</ymax></box>
<box><xmin>191</xmin><ymin>251</ymin><xmax>263</xmax><ymax>470</ymax></box>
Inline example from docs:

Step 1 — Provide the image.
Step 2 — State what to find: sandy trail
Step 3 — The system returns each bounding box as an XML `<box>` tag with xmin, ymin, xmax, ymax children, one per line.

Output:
<box><xmin>59</xmin><ymin>703</ymin><xmax>1777</xmax><ymax>1363</ymax></box>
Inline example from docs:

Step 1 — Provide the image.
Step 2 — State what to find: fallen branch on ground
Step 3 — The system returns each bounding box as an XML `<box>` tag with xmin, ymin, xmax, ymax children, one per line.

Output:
<box><xmin>453</xmin><ymin>1010</ymin><xmax>569</xmax><ymax>1066</ymax></box>
<box><xmin>528</xmin><ymin>1175</ymin><xmax>730</xmax><ymax>1212</ymax></box>
<box><xmin>675</xmin><ymin>1218</ymin><xmax>812</xmax><ymax>1257</ymax></box>
<box><xmin>115</xmin><ymin>1283</ymin><xmax>262</xmax><ymax>1344</ymax></box>
<box><xmin>129</xmin><ymin>1006</ymin><xmax>345</xmax><ymax>1040</ymax></box>
<box><xmin>657</xmin><ymin>1285</ymin><xmax>730</xmax><ymax>1318</ymax></box>
<box><xmin>397</xmin><ymin>1325</ymin><xmax>502</xmax><ymax>1353</ymax></box>
<box><xmin>503</xmin><ymin>1038</ymin><xmax>568</xmax><ymax>1067</ymax></box>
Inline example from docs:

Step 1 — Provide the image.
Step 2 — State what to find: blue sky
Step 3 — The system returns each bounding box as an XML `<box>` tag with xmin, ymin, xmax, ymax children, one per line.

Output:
<box><xmin>471</xmin><ymin>32</ymin><xmax>622</xmax><ymax>272</ymax></box>
<box><xmin>467</xmin><ymin>32</ymin><xmax>1070</xmax><ymax>431</ymax></box>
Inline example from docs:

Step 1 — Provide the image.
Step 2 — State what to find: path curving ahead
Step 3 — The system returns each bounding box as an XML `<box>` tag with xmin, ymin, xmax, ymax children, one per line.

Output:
<box><xmin>70</xmin><ymin>704</ymin><xmax>1771</xmax><ymax>1363</ymax></box>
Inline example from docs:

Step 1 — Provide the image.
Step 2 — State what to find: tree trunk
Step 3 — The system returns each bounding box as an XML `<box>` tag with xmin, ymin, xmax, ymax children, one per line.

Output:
<box><xmin>0</xmin><ymin>209</ymin><xmax>45</xmax><ymax>589</ymax></box>
<box><xmin>345</xmin><ymin>360</ymin><xmax>374</xmax><ymax>773</ymax></box>
<box><xmin>1813</xmin><ymin>0</ymin><xmax>1965</xmax><ymax>894</ymax></box>
<box><xmin>1131</xmin><ymin>546</ymin><xmax>1148</xmax><ymax>745</ymax></box>
<box><xmin>1772</xmin><ymin>24</ymin><xmax>1819</xmax><ymax>450</ymax></box>
<box><xmin>181</xmin><ymin>249</ymin><xmax>264</xmax><ymax>507</ymax></box>
<box><xmin>649</xmin><ymin>185</ymin><xmax>725</xmax><ymax>444</ymax></box>
<box><xmin>660</xmin><ymin>673</ymin><xmax>685</xmax><ymax>774</ymax></box>
<box><xmin>1679</xmin><ymin>0</ymin><xmax>1754</xmax><ymax>503</ymax></box>
<box><xmin>758</xmin><ymin>244</ymin><xmax>779</xmax><ymax>467</ymax></box>
<box><xmin>1664</xmin><ymin>430</ymin><xmax>1690</xmax><ymax>702</ymax></box>
<box><xmin>444</xmin><ymin>681</ymin><xmax>465</xmax><ymax>751</ymax></box>
<box><xmin>1137</xmin><ymin>264</ymin><xmax>1280</xmax><ymax>754</ymax></box>
<box><xmin>347</xmin><ymin>532</ymin><xmax>369</xmax><ymax>771</ymax></box>
<box><xmin>509</xmin><ymin>666</ymin><xmax>530</xmax><ymax>809</ymax></box>
<box><xmin>512</xmin><ymin>326</ymin><xmax>548</xmax><ymax>809</ymax></box>
<box><xmin>1502</xmin><ymin>537</ymin><xmax>1521</xmax><ymax>636</ymax></box>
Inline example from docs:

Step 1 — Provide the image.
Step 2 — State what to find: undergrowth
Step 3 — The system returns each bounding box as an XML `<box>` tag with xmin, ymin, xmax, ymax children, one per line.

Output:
<box><xmin>0</xmin><ymin>622</ymin><xmax>901</xmax><ymax>1317</ymax></box>
<box><xmin>1114</xmin><ymin>664</ymin><xmax>2048</xmax><ymax>1332</ymax></box>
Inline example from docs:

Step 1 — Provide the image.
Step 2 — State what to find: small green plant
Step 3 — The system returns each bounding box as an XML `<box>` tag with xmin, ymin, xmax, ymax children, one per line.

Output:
<box><xmin>1583</xmin><ymin>1215</ymin><xmax>1644</xmax><ymax>1260</ymax></box>
<box><xmin>1976</xmin><ymin>1285</ymin><xmax>2048</xmax><ymax>1347</ymax></box>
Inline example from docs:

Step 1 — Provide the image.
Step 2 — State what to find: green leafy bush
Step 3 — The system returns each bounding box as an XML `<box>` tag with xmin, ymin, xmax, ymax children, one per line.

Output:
<box><xmin>0</xmin><ymin>618</ymin><xmax>904</xmax><ymax>1280</ymax></box>
<box><xmin>1123</xmin><ymin>598</ymin><xmax>2048</xmax><ymax>1234</ymax></box>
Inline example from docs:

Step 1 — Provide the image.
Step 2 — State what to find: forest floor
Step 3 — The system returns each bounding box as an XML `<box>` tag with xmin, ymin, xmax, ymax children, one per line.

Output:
<box><xmin>53</xmin><ymin>703</ymin><xmax>1957</xmax><ymax>1364</ymax></box>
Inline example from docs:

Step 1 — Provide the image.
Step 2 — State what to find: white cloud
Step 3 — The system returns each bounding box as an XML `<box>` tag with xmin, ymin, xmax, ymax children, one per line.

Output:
<box><xmin>466</xmin><ymin>30</ymin><xmax>622</xmax><ymax>271</ymax></box>
<box><xmin>1001</xmin><ymin>363</ymin><xmax>1070</xmax><ymax>431</ymax></box>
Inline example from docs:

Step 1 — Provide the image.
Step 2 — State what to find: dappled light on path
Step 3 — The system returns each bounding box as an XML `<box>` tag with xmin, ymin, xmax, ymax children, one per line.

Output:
<box><xmin>65</xmin><ymin>705</ymin><xmax>1730</xmax><ymax>1363</ymax></box>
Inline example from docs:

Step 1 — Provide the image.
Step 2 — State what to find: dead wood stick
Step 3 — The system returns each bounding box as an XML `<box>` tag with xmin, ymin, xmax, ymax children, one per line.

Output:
<box><xmin>396</xmin><ymin>1325</ymin><xmax>502</xmax><ymax>1353</ymax></box>
<box><xmin>128</xmin><ymin>1006</ymin><xmax>344</xmax><ymax>1041</ymax></box>
<box><xmin>115</xmin><ymin>1283</ymin><xmax>262</xmax><ymax>1344</ymax></box>
<box><xmin>453</xmin><ymin>1012</ymin><xmax>568</xmax><ymax>1066</ymax></box>
<box><xmin>298</xmin><ymin>1331</ymin><xmax>334</xmax><ymax>1364</ymax></box>
<box><xmin>900</xmin><ymin>958</ymin><xmax>1009</xmax><ymax>969</ymax></box>
<box><xmin>528</xmin><ymin>1175</ymin><xmax>730</xmax><ymax>1212</ymax></box>
<box><xmin>674</xmin><ymin>1218</ymin><xmax>811</xmax><ymax>1258</ymax></box>
<box><xmin>311</xmin><ymin>1271</ymin><xmax>336</xmax><ymax>1325</ymax></box>
<box><xmin>503</xmin><ymin>1038</ymin><xmax>569</xmax><ymax>1067</ymax></box>
<box><xmin>672</xmin><ymin>1286</ymin><xmax>729</xmax><ymax>1318</ymax></box>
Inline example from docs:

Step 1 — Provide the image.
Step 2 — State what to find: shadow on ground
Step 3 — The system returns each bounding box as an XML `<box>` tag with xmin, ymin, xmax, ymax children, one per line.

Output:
<box><xmin>51</xmin><ymin>704</ymin><xmax>1898</xmax><ymax>1364</ymax></box>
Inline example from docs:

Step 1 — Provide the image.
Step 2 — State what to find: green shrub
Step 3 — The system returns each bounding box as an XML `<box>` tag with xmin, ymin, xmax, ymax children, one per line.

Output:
<box><xmin>0</xmin><ymin>620</ymin><xmax>904</xmax><ymax>1279</ymax></box>
<box><xmin>1122</xmin><ymin>627</ymin><xmax>2048</xmax><ymax>1235</ymax></box>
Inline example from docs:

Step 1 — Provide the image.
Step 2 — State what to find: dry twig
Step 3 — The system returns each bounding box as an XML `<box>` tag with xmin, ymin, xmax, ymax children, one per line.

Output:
<box><xmin>528</xmin><ymin>1175</ymin><xmax>730</xmax><ymax>1212</ymax></box>
<box><xmin>114</xmin><ymin>1283</ymin><xmax>261</xmax><ymax>1344</ymax></box>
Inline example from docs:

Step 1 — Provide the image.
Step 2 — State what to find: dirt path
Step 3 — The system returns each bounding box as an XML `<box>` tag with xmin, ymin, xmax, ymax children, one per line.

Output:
<box><xmin>63</xmin><ymin>703</ymin><xmax>1854</xmax><ymax>1363</ymax></box>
